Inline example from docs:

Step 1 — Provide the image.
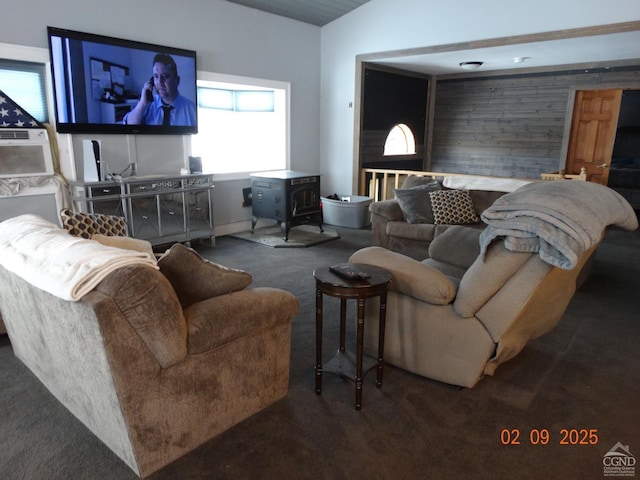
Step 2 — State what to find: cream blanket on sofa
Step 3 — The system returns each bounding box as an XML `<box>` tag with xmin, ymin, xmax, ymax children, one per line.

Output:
<box><xmin>0</xmin><ymin>214</ymin><xmax>158</xmax><ymax>301</ymax></box>
<box><xmin>479</xmin><ymin>181</ymin><xmax>638</xmax><ymax>269</ymax></box>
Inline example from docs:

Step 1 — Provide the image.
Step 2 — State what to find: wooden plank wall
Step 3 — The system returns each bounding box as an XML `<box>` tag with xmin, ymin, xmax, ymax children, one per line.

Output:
<box><xmin>432</xmin><ymin>67</ymin><xmax>640</xmax><ymax>179</ymax></box>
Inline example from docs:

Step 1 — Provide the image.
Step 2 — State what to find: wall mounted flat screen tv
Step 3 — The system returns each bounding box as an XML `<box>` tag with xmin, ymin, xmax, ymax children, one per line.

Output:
<box><xmin>47</xmin><ymin>26</ymin><xmax>198</xmax><ymax>135</ymax></box>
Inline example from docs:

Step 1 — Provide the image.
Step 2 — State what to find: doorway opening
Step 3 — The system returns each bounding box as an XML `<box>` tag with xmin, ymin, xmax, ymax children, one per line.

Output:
<box><xmin>610</xmin><ymin>89</ymin><xmax>640</xmax><ymax>210</ymax></box>
<box><xmin>359</xmin><ymin>66</ymin><xmax>428</xmax><ymax>171</ymax></box>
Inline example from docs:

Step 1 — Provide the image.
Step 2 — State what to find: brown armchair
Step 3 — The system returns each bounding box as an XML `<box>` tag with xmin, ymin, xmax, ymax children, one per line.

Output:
<box><xmin>0</xmin><ymin>217</ymin><xmax>299</xmax><ymax>477</ymax></box>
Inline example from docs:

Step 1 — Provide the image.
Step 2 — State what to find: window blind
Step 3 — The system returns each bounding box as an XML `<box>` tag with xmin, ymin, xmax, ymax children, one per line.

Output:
<box><xmin>0</xmin><ymin>59</ymin><xmax>48</xmax><ymax>123</ymax></box>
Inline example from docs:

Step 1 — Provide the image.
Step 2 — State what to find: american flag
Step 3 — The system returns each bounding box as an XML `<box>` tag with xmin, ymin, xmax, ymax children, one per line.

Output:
<box><xmin>0</xmin><ymin>89</ymin><xmax>42</xmax><ymax>128</ymax></box>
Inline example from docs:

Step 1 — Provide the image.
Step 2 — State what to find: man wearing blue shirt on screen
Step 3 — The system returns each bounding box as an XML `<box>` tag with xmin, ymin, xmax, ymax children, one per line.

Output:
<box><xmin>124</xmin><ymin>53</ymin><xmax>196</xmax><ymax>127</ymax></box>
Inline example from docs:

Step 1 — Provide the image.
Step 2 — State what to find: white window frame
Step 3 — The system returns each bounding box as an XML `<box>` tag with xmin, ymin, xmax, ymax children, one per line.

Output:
<box><xmin>383</xmin><ymin>123</ymin><xmax>417</xmax><ymax>156</ymax></box>
<box><xmin>0</xmin><ymin>43</ymin><xmax>55</xmax><ymax>125</ymax></box>
<box><xmin>0</xmin><ymin>42</ymin><xmax>78</xmax><ymax>180</ymax></box>
<box><xmin>193</xmin><ymin>71</ymin><xmax>291</xmax><ymax>181</ymax></box>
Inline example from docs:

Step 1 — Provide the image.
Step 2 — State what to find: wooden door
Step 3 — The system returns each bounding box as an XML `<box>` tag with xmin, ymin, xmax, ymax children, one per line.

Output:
<box><xmin>565</xmin><ymin>89</ymin><xmax>622</xmax><ymax>185</ymax></box>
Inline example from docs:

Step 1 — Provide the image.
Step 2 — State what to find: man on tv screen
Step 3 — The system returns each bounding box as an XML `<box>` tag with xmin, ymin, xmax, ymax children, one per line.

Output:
<box><xmin>123</xmin><ymin>53</ymin><xmax>196</xmax><ymax>127</ymax></box>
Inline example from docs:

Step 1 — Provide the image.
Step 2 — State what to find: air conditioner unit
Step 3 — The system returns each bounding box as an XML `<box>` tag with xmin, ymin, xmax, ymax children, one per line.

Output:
<box><xmin>0</xmin><ymin>128</ymin><xmax>54</xmax><ymax>178</ymax></box>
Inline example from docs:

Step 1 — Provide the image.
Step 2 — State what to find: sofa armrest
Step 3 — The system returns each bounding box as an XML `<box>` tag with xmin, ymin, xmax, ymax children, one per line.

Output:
<box><xmin>95</xmin><ymin>265</ymin><xmax>188</xmax><ymax>368</ymax></box>
<box><xmin>349</xmin><ymin>246</ymin><xmax>457</xmax><ymax>305</ymax></box>
<box><xmin>184</xmin><ymin>287</ymin><xmax>299</xmax><ymax>355</ymax></box>
<box><xmin>370</xmin><ymin>199</ymin><xmax>404</xmax><ymax>248</ymax></box>
<box><xmin>369</xmin><ymin>199</ymin><xmax>404</xmax><ymax>221</ymax></box>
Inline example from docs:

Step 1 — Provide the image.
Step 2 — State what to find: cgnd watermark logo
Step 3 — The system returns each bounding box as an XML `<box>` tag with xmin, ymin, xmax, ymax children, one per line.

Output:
<box><xmin>603</xmin><ymin>442</ymin><xmax>636</xmax><ymax>477</ymax></box>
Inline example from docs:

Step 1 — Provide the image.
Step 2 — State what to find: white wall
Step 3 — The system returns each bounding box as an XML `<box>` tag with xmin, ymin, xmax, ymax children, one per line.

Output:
<box><xmin>319</xmin><ymin>0</ymin><xmax>640</xmax><ymax>195</ymax></box>
<box><xmin>4</xmin><ymin>0</ymin><xmax>640</xmax><ymax>204</ymax></box>
<box><xmin>0</xmin><ymin>0</ymin><xmax>320</xmax><ymax>174</ymax></box>
<box><xmin>0</xmin><ymin>0</ymin><xmax>320</xmax><ymax>230</ymax></box>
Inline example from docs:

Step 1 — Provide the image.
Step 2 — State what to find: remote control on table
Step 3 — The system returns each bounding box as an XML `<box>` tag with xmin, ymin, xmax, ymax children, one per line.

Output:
<box><xmin>329</xmin><ymin>264</ymin><xmax>371</xmax><ymax>280</ymax></box>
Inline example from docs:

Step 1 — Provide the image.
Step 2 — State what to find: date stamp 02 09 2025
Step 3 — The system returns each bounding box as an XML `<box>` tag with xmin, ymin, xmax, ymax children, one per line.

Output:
<box><xmin>500</xmin><ymin>427</ymin><xmax>599</xmax><ymax>446</ymax></box>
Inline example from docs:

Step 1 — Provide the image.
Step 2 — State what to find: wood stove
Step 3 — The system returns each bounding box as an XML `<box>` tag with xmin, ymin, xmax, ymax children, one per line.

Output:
<box><xmin>250</xmin><ymin>170</ymin><xmax>323</xmax><ymax>241</ymax></box>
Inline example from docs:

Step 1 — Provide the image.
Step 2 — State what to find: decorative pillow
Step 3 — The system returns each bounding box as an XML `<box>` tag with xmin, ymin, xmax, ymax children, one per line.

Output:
<box><xmin>401</xmin><ymin>175</ymin><xmax>441</xmax><ymax>190</ymax></box>
<box><xmin>60</xmin><ymin>208</ymin><xmax>127</xmax><ymax>239</ymax></box>
<box><xmin>429</xmin><ymin>189</ymin><xmax>480</xmax><ymax>225</ymax></box>
<box><xmin>394</xmin><ymin>181</ymin><xmax>442</xmax><ymax>224</ymax></box>
<box><xmin>158</xmin><ymin>243</ymin><xmax>252</xmax><ymax>308</ymax></box>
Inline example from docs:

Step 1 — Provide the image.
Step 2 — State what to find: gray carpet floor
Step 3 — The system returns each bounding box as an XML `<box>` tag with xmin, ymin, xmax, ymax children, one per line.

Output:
<box><xmin>0</xmin><ymin>225</ymin><xmax>639</xmax><ymax>479</ymax></box>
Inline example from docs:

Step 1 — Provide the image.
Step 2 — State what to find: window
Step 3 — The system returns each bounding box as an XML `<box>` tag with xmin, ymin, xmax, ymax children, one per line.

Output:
<box><xmin>198</xmin><ymin>88</ymin><xmax>274</xmax><ymax>112</ymax></box>
<box><xmin>383</xmin><ymin>123</ymin><xmax>416</xmax><ymax>156</ymax></box>
<box><xmin>191</xmin><ymin>73</ymin><xmax>289</xmax><ymax>176</ymax></box>
<box><xmin>0</xmin><ymin>59</ymin><xmax>48</xmax><ymax>123</ymax></box>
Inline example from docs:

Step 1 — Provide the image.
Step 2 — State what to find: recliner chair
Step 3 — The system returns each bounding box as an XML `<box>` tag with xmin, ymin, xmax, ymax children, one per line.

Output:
<box><xmin>349</xmin><ymin>181</ymin><xmax>638</xmax><ymax>388</ymax></box>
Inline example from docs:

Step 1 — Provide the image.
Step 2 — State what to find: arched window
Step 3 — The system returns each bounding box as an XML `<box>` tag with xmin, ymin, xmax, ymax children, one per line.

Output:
<box><xmin>383</xmin><ymin>123</ymin><xmax>416</xmax><ymax>156</ymax></box>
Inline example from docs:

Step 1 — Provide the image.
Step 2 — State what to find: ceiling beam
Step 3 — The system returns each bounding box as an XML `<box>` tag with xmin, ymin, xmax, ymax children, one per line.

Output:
<box><xmin>357</xmin><ymin>21</ymin><xmax>640</xmax><ymax>63</ymax></box>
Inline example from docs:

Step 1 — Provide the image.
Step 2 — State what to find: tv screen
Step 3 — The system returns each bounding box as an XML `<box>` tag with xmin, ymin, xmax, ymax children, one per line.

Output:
<box><xmin>47</xmin><ymin>26</ymin><xmax>198</xmax><ymax>135</ymax></box>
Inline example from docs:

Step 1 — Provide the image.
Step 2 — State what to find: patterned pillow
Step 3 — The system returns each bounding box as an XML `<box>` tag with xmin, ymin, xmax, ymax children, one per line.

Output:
<box><xmin>428</xmin><ymin>190</ymin><xmax>480</xmax><ymax>225</ymax></box>
<box><xmin>60</xmin><ymin>208</ymin><xmax>128</xmax><ymax>239</ymax></box>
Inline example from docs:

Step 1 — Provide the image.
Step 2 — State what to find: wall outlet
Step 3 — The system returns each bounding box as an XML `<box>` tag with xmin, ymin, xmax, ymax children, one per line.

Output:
<box><xmin>242</xmin><ymin>187</ymin><xmax>252</xmax><ymax>207</ymax></box>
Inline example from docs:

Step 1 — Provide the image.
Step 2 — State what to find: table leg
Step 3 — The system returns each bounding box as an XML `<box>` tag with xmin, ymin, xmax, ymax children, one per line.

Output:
<box><xmin>376</xmin><ymin>291</ymin><xmax>388</xmax><ymax>388</ymax></box>
<box><xmin>355</xmin><ymin>297</ymin><xmax>365</xmax><ymax>410</ymax></box>
<box><xmin>339</xmin><ymin>298</ymin><xmax>347</xmax><ymax>352</ymax></box>
<box><xmin>315</xmin><ymin>287</ymin><xmax>323</xmax><ymax>395</ymax></box>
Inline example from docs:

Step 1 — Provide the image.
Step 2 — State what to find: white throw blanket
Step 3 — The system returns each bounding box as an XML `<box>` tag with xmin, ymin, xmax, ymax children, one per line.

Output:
<box><xmin>479</xmin><ymin>181</ymin><xmax>639</xmax><ymax>269</ymax></box>
<box><xmin>443</xmin><ymin>175</ymin><xmax>532</xmax><ymax>192</ymax></box>
<box><xmin>0</xmin><ymin>214</ymin><xmax>158</xmax><ymax>301</ymax></box>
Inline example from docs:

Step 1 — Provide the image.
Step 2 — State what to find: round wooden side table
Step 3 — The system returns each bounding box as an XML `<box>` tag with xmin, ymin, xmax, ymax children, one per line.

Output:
<box><xmin>313</xmin><ymin>263</ymin><xmax>392</xmax><ymax>410</ymax></box>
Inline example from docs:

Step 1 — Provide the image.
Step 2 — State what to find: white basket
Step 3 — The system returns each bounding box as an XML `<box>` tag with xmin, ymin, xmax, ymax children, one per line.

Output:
<box><xmin>321</xmin><ymin>195</ymin><xmax>372</xmax><ymax>228</ymax></box>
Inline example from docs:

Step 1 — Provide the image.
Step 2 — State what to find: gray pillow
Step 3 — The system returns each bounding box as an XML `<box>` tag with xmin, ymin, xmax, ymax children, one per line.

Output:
<box><xmin>394</xmin><ymin>181</ymin><xmax>442</xmax><ymax>224</ymax></box>
<box><xmin>401</xmin><ymin>175</ymin><xmax>441</xmax><ymax>189</ymax></box>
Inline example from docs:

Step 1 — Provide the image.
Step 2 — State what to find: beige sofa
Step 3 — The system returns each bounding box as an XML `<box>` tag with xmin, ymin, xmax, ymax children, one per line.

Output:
<box><xmin>352</xmin><ymin>181</ymin><xmax>638</xmax><ymax>388</ymax></box>
<box><xmin>0</xmin><ymin>216</ymin><xmax>298</xmax><ymax>477</ymax></box>
<box><xmin>370</xmin><ymin>175</ymin><xmax>531</xmax><ymax>260</ymax></box>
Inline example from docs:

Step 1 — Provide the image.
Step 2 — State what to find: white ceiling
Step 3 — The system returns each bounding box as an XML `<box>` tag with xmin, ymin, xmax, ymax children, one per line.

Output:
<box><xmin>225</xmin><ymin>1</ymin><xmax>640</xmax><ymax>76</ymax></box>
<box><xmin>370</xmin><ymin>30</ymin><xmax>640</xmax><ymax>76</ymax></box>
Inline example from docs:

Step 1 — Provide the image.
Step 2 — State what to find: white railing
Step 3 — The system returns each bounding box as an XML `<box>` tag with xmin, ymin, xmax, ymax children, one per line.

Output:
<box><xmin>359</xmin><ymin>167</ymin><xmax>587</xmax><ymax>201</ymax></box>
